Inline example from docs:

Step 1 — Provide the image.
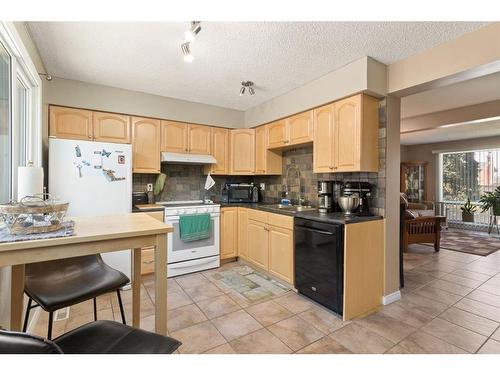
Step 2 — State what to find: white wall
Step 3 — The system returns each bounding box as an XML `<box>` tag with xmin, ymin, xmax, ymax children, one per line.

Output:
<box><xmin>43</xmin><ymin>77</ymin><xmax>244</xmax><ymax>128</ymax></box>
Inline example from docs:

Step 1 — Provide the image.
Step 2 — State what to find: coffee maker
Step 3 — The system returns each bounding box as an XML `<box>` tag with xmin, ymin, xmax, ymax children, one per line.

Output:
<box><xmin>317</xmin><ymin>181</ymin><xmax>332</xmax><ymax>213</ymax></box>
<box><xmin>317</xmin><ymin>181</ymin><xmax>343</xmax><ymax>213</ymax></box>
<box><xmin>342</xmin><ymin>181</ymin><xmax>373</xmax><ymax>216</ymax></box>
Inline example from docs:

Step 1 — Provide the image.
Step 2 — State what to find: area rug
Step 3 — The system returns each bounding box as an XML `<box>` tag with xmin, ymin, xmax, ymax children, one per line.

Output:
<box><xmin>425</xmin><ymin>230</ymin><xmax>500</xmax><ymax>256</ymax></box>
<box><xmin>206</xmin><ymin>265</ymin><xmax>290</xmax><ymax>304</ymax></box>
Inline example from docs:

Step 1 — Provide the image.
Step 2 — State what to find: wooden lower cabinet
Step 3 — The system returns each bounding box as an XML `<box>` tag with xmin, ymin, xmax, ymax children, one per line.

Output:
<box><xmin>221</xmin><ymin>207</ymin><xmax>238</xmax><ymax>259</ymax></box>
<box><xmin>247</xmin><ymin>219</ymin><xmax>269</xmax><ymax>270</ymax></box>
<box><xmin>237</xmin><ymin>208</ymin><xmax>248</xmax><ymax>260</ymax></box>
<box><xmin>268</xmin><ymin>225</ymin><xmax>294</xmax><ymax>284</ymax></box>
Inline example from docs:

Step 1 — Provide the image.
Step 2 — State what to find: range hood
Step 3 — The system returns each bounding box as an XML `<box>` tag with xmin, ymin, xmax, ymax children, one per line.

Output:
<box><xmin>161</xmin><ymin>152</ymin><xmax>216</xmax><ymax>165</ymax></box>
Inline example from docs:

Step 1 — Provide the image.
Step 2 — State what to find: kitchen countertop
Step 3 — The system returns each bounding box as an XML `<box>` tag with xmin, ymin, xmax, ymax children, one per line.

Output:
<box><xmin>132</xmin><ymin>204</ymin><xmax>165</xmax><ymax>213</ymax></box>
<box><xmin>219</xmin><ymin>203</ymin><xmax>383</xmax><ymax>224</ymax></box>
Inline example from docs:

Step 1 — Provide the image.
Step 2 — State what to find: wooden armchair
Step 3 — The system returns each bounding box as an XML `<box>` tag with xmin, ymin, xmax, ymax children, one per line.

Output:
<box><xmin>403</xmin><ymin>216</ymin><xmax>445</xmax><ymax>252</ymax></box>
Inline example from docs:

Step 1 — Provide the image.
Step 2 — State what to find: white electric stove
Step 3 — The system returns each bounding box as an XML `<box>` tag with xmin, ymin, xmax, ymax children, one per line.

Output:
<box><xmin>156</xmin><ymin>200</ymin><xmax>220</xmax><ymax>277</ymax></box>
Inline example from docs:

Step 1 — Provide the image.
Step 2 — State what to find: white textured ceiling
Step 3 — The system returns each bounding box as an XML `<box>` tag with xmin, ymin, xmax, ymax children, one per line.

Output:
<box><xmin>28</xmin><ymin>22</ymin><xmax>487</xmax><ymax>111</ymax></box>
<box><xmin>401</xmin><ymin>72</ymin><xmax>500</xmax><ymax>119</ymax></box>
<box><xmin>401</xmin><ymin>118</ymin><xmax>500</xmax><ymax>145</ymax></box>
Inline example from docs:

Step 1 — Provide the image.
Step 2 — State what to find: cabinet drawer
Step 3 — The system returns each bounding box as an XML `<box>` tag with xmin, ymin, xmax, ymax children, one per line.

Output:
<box><xmin>247</xmin><ymin>209</ymin><xmax>268</xmax><ymax>223</ymax></box>
<box><xmin>268</xmin><ymin>212</ymin><xmax>294</xmax><ymax>230</ymax></box>
<box><xmin>141</xmin><ymin>247</ymin><xmax>155</xmax><ymax>275</ymax></box>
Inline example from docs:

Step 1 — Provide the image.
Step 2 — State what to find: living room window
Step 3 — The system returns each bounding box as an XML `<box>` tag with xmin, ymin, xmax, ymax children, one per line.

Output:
<box><xmin>439</xmin><ymin>149</ymin><xmax>500</xmax><ymax>203</ymax></box>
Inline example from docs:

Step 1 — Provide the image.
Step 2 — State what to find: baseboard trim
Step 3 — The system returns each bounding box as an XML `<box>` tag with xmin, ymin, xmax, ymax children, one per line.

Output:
<box><xmin>382</xmin><ymin>290</ymin><xmax>401</xmax><ymax>305</ymax></box>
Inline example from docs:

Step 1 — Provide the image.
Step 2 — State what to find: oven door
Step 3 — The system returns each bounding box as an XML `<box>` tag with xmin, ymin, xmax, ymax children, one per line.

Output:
<box><xmin>166</xmin><ymin>213</ymin><xmax>220</xmax><ymax>264</ymax></box>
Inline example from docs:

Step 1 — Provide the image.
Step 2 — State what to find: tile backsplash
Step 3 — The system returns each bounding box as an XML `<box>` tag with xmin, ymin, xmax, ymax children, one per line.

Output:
<box><xmin>133</xmin><ymin>99</ymin><xmax>387</xmax><ymax>216</ymax></box>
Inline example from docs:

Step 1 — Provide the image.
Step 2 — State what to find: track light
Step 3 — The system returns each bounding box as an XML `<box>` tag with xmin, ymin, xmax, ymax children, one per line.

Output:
<box><xmin>38</xmin><ymin>72</ymin><xmax>52</xmax><ymax>81</ymax></box>
<box><xmin>239</xmin><ymin>81</ymin><xmax>255</xmax><ymax>96</ymax></box>
<box><xmin>184</xmin><ymin>21</ymin><xmax>201</xmax><ymax>42</ymax></box>
<box><xmin>181</xmin><ymin>42</ymin><xmax>193</xmax><ymax>62</ymax></box>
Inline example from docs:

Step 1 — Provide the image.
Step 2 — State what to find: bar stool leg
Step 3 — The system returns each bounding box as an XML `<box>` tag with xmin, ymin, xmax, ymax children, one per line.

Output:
<box><xmin>22</xmin><ymin>297</ymin><xmax>32</xmax><ymax>332</ymax></box>
<box><xmin>116</xmin><ymin>289</ymin><xmax>126</xmax><ymax>325</ymax></box>
<box><xmin>93</xmin><ymin>297</ymin><xmax>97</xmax><ymax>321</ymax></box>
<box><xmin>47</xmin><ymin>312</ymin><xmax>53</xmax><ymax>340</ymax></box>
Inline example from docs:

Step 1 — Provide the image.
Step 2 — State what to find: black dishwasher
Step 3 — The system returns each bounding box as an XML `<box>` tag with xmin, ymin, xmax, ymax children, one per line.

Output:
<box><xmin>294</xmin><ymin>218</ymin><xmax>344</xmax><ymax>315</ymax></box>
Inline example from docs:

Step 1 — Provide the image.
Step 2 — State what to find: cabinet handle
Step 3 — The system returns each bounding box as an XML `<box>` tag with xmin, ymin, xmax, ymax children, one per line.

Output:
<box><xmin>142</xmin><ymin>260</ymin><xmax>154</xmax><ymax>264</ymax></box>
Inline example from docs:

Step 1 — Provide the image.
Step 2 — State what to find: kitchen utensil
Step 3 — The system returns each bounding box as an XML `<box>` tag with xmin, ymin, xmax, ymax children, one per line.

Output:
<box><xmin>338</xmin><ymin>196</ymin><xmax>360</xmax><ymax>215</ymax></box>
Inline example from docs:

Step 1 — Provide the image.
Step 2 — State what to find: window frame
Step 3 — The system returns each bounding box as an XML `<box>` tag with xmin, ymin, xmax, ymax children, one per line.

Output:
<box><xmin>0</xmin><ymin>22</ymin><xmax>42</xmax><ymax>201</ymax></box>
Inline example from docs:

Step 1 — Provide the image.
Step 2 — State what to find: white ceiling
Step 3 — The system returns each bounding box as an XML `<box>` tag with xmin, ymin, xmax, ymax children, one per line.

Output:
<box><xmin>401</xmin><ymin>71</ymin><xmax>500</xmax><ymax>119</ymax></box>
<box><xmin>401</xmin><ymin>117</ymin><xmax>500</xmax><ymax>145</ymax></box>
<box><xmin>28</xmin><ymin>22</ymin><xmax>487</xmax><ymax>111</ymax></box>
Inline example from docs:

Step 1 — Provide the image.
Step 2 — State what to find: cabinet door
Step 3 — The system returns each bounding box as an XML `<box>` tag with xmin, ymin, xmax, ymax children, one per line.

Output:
<box><xmin>313</xmin><ymin>104</ymin><xmax>335</xmax><ymax>173</ymax></box>
<box><xmin>237</xmin><ymin>208</ymin><xmax>248</xmax><ymax>260</ymax></box>
<box><xmin>230</xmin><ymin>129</ymin><xmax>255</xmax><ymax>175</ymax></box>
<box><xmin>141</xmin><ymin>248</ymin><xmax>155</xmax><ymax>275</ymax></box>
<box><xmin>266</xmin><ymin>120</ymin><xmax>286</xmax><ymax>149</ymax></box>
<box><xmin>132</xmin><ymin>117</ymin><xmax>161</xmax><ymax>174</ymax></box>
<box><xmin>221</xmin><ymin>207</ymin><xmax>238</xmax><ymax>259</ymax></box>
<box><xmin>49</xmin><ymin>106</ymin><xmax>93</xmax><ymax>140</ymax></box>
<box><xmin>189</xmin><ymin>124</ymin><xmax>212</xmax><ymax>154</ymax></box>
<box><xmin>247</xmin><ymin>219</ymin><xmax>269</xmax><ymax>269</ymax></box>
<box><xmin>268</xmin><ymin>226</ymin><xmax>294</xmax><ymax>284</ymax></box>
<box><xmin>334</xmin><ymin>95</ymin><xmax>361</xmax><ymax>172</ymax></box>
<box><xmin>256</xmin><ymin>126</ymin><xmax>282</xmax><ymax>175</ymax></box>
<box><xmin>161</xmin><ymin>120</ymin><xmax>188</xmax><ymax>153</ymax></box>
<box><xmin>208</xmin><ymin>127</ymin><xmax>229</xmax><ymax>175</ymax></box>
<box><xmin>287</xmin><ymin>110</ymin><xmax>313</xmax><ymax>146</ymax></box>
<box><xmin>255</xmin><ymin>126</ymin><xmax>267</xmax><ymax>174</ymax></box>
<box><xmin>93</xmin><ymin>111</ymin><xmax>131</xmax><ymax>144</ymax></box>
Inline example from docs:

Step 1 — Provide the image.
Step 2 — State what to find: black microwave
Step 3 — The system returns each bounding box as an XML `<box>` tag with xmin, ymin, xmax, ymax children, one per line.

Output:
<box><xmin>221</xmin><ymin>183</ymin><xmax>259</xmax><ymax>203</ymax></box>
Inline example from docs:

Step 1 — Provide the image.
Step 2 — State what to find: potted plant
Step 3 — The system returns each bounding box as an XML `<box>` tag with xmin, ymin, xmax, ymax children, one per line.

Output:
<box><xmin>479</xmin><ymin>186</ymin><xmax>500</xmax><ymax>216</ymax></box>
<box><xmin>461</xmin><ymin>197</ymin><xmax>477</xmax><ymax>222</ymax></box>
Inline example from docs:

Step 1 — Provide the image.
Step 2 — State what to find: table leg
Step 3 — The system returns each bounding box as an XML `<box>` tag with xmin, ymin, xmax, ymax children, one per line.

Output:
<box><xmin>154</xmin><ymin>234</ymin><xmax>167</xmax><ymax>335</ymax></box>
<box><xmin>132</xmin><ymin>248</ymin><xmax>142</xmax><ymax>328</ymax></box>
<box><xmin>10</xmin><ymin>264</ymin><xmax>25</xmax><ymax>331</ymax></box>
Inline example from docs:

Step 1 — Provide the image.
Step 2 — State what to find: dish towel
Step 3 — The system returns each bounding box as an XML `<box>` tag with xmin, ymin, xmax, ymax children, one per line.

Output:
<box><xmin>154</xmin><ymin>173</ymin><xmax>167</xmax><ymax>196</ymax></box>
<box><xmin>179</xmin><ymin>214</ymin><xmax>211</xmax><ymax>242</ymax></box>
<box><xmin>204</xmin><ymin>172</ymin><xmax>215</xmax><ymax>190</ymax></box>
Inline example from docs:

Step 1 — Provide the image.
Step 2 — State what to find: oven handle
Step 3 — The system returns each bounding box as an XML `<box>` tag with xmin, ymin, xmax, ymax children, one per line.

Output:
<box><xmin>169</xmin><ymin>257</ymin><xmax>219</xmax><ymax>269</ymax></box>
<box><xmin>295</xmin><ymin>225</ymin><xmax>335</xmax><ymax>236</ymax></box>
<box><xmin>165</xmin><ymin>213</ymin><xmax>220</xmax><ymax>221</ymax></box>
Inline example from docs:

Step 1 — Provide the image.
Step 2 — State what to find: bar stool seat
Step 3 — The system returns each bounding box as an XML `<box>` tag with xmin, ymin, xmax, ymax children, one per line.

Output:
<box><xmin>55</xmin><ymin>320</ymin><xmax>181</xmax><ymax>354</ymax></box>
<box><xmin>0</xmin><ymin>321</ymin><xmax>181</xmax><ymax>354</ymax></box>
<box><xmin>25</xmin><ymin>255</ymin><xmax>129</xmax><ymax>311</ymax></box>
<box><xmin>23</xmin><ymin>255</ymin><xmax>130</xmax><ymax>339</ymax></box>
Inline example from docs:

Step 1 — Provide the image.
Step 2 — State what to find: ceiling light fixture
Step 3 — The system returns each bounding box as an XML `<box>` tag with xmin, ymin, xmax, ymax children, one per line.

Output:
<box><xmin>181</xmin><ymin>42</ymin><xmax>193</xmax><ymax>63</ymax></box>
<box><xmin>239</xmin><ymin>81</ymin><xmax>255</xmax><ymax>96</ymax></box>
<box><xmin>184</xmin><ymin>21</ymin><xmax>201</xmax><ymax>42</ymax></box>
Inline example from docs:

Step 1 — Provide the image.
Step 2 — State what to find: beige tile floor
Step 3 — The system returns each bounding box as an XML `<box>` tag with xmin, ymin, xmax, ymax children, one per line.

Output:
<box><xmin>31</xmin><ymin>241</ymin><xmax>500</xmax><ymax>354</ymax></box>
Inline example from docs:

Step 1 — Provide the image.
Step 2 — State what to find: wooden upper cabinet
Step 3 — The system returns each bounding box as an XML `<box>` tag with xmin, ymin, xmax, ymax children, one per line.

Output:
<box><xmin>188</xmin><ymin>124</ymin><xmax>211</xmax><ymax>154</ymax></box>
<box><xmin>313</xmin><ymin>94</ymin><xmax>379</xmax><ymax>173</ymax></box>
<box><xmin>49</xmin><ymin>106</ymin><xmax>93</xmax><ymax>141</ymax></box>
<box><xmin>207</xmin><ymin>127</ymin><xmax>229</xmax><ymax>175</ymax></box>
<box><xmin>287</xmin><ymin>110</ymin><xmax>313</xmax><ymax>146</ymax></box>
<box><xmin>132</xmin><ymin>117</ymin><xmax>161</xmax><ymax>174</ymax></box>
<box><xmin>255</xmin><ymin>125</ymin><xmax>282</xmax><ymax>175</ymax></box>
<box><xmin>93</xmin><ymin>111</ymin><xmax>131</xmax><ymax>144</ymax></box>
<box><xmin>161</xmin><ymin>120</ymin><xmax>188</xmax><ymax>153</ymax></box>
<box><xmin>266</xmin><ymin>120</ymin><xmax>287</xmax><ymax>148</ymax></box>
<box><xmin>334</xmin><ymin>96</ymin><xmax>361</xmax><ymax>172</ymax></box>
<box><xmin>313</xmin><ymin>103</ymin><xmax>335</xmax><ymax>173</ymax></box>
<box><xmin>230</xmin><ymin>129</ymin><xmax>255</xmax><ymax>175</ymax></box>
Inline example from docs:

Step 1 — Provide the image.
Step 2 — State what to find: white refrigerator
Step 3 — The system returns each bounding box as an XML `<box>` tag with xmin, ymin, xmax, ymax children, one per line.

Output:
<box><xmin>49</xmin><ymin>138</ymin><xmax>132</xmax><ymax>278</ymax></box>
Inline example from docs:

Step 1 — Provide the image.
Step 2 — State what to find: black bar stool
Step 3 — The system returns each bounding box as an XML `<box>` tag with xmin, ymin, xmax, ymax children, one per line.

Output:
<box><xmin>23</xmin><ymin>254</ymin><xmax>130</xmax><ymax>339</ymax></box>
<box><xmin>1</xmin><ymin>320</ymin><xmax>181</xmax><ymax>354</ymax></box>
